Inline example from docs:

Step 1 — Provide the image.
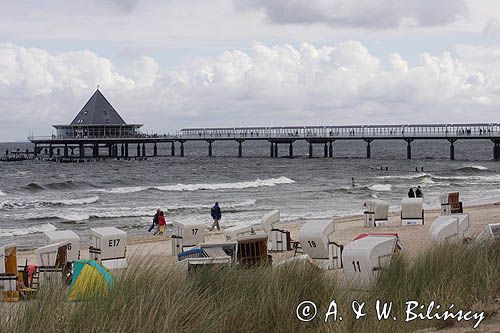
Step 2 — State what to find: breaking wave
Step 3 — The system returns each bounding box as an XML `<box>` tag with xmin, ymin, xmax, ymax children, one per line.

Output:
<box><xmin>455</xmin><ymin>165</ymin><xmax>488</xmax><ymax>172</ymax></box>
<box><xmin>22</xmin><ymin>180</ymin><xmax>97</xmax><ymax>192</ymax></box>
<box><xmin>98</xmin><ymin>177</ymin><xmax>296</xmax><ymax>194</ymax></box>
<box><xmin>21</xmin><ymin>199</ymin><xmax>258</xmax><ymax>222</ymax></box>
<box><xmin>0</xmin><ymin>196</ymin><xmax>100</xmax><ymax>210</ymax></box>
<box><xmin>0</xmin><ymin>223</ymin><xmax>57</xmax><ymax>238</ymax></box>
<box><xmin>368</xmin><ymin>184</ymin><xmax>392</xmax><ymax>192</ymax></box>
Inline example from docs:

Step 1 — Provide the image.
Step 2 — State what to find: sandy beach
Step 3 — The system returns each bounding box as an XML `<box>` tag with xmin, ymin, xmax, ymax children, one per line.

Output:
<box><xmin>15</xmin><ymin>202</ymin><xmax>500</xmax><ymax>265</ymax></box>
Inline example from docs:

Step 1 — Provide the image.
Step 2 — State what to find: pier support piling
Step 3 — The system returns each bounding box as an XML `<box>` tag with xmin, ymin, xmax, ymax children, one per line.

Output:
<box><xmin>329</xmin><ymin>141</ymin><xmax>333</xmax><ymax>158</ymax></box>
<box><xmin>136</xmin><ymin>144</ymin><xmax>140</xmax><ymax>157</ymax></box>
<box><xmin>289</xmin><ymin>142</ymin><xmax>293</xmax><ymax>157</ymax></box>
<box><xmin>208</xmin><ymin>141</ymin><xmax>213</xmax><ymax>157</ymax></box>
<box><xmin>34</xmin><ymin>144</ymin><xmax>38</xmax><ymax>158</ymax></box>
<box><xmin>238</xmin><ymin>140</ymin><xmax>243</xmax><ymax>157</ymax></box>
<box><xmin>94</xmin><ymin>143</ymin><xmax>99</xmax><ymax>158</ymax></box>
<box><xmin>49</xmin><ymin>144</ymin><xmax>53</xmax><ymax>158</ymax></box>
<box><xmin>142</xmin><ymin>143</ymin><xmax>146</xmax><ymax>157</ymax></box>
<box><xmin>309</xmin><ymin>142</ymin><xmax>313</xmax><ymax>158</ymax></box>
<box><xmin>153</xmin><ymin>143</ymin><xmax>157</xmax><ymax>157</ymax></box>
<box><xmin>405</xmin><ymin>139</ymin><xmax>414</xmax><ymax>159</ymax></box>
<box><xmin>492</xmin><ymin>140</ymin><xmax>500</xmax><ymax>161</ymax></box>
<box><xmin>180</xmin><ymin>142</ymin><xmax>185</xmax><ymax>157</ymax></box>
<box><xmin>448</xmin><ymin>139</ymin><xmax>457</xmax><ymax>160</ymax></box>
<box><xmin>79</xmin><ymin>144</ymin><xmax>84</xmax><ymax>158</ymax></box>
<box><xmin>64</xmin><ymin>144</ymin><xmax>68</xmax><ymax>157</ymax></box>
<box><xmin>108</xmin><ymin>145</ymin><xmax>113</xmax><ymax>157</ymax></box>
<box><xmin>270</xmin><ymin>142</ymin><xmax>274</xmax><ymax>157</ymax></box>
<box><xmin>125</xmin><ymin>143</ymin><xmax>129</xmax><ymax>158</ymax></box>
<box><xmin>324</xmin><ymin>142</ymin><xmax>328</xmax><ymax>157</ymax></box>
<box><xmin>274</xmin><ymin>142</ymin><xmax>278</xmax><ymax>158</ymax></box>
<box><xmin>121</xmin><ymin>144</ymin><xmax>125</xmax><ymax>157</ymax></box>
<box><xmin>171</xmin><ymin>142</ymin><xmax>175</xmax><ymax>156</ymax></box>
<box><xmin>365</xmin><ymin>139</ymin><xmax>372</xmax><ymax>159</ymax></box>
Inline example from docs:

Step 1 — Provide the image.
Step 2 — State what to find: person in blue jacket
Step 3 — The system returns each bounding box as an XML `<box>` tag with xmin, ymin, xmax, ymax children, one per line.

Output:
<box><xmin>210</xmin><ymin>202</ymin><xmax>222</xmax><ymax>231</ymax></box>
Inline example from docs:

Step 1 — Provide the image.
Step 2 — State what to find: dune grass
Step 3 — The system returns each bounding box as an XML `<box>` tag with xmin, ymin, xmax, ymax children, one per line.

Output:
<box><xmin>1</xmin><ymin>241</ymin><xmax>499</xmax><ymax>332</ymax></box>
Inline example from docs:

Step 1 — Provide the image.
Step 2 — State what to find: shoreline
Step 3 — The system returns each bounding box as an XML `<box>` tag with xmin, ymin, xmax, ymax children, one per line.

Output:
<box><xmin>15</xmin><ymin>201</ymin><xmax>500</xmax><ymax>262</ymax></box>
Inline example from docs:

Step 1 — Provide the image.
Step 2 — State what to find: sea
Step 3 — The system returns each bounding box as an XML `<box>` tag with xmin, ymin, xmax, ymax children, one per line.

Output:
<box><xmin>1</xmin><ymin>139</ymin><xmax>499</xmax><ymax>249</ymax></box>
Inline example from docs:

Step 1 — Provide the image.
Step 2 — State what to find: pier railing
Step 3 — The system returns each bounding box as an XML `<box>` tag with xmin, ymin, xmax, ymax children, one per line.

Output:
<box><xmin>178</xmin><ymin>124</ymin><xmax>500</xmax><ymax>140</ymax></box>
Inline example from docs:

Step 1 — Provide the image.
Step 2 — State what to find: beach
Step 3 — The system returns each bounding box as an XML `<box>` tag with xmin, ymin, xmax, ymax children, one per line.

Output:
<box><xmin>14</xmin><ymin>202</ymin><xmax>500</xmax><ymax>264</ymax></box>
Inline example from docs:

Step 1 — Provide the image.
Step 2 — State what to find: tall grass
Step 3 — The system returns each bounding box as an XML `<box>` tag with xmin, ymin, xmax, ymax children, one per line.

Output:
<box><xmin>1</xmin><ymin>242</ymin><xmax>499</xmax><ymax>332</ymax></box>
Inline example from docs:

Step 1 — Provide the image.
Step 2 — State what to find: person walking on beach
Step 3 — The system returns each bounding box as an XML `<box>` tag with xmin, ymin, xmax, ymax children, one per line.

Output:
<box><xmin>408</xmin><ymin>187</ymin><xmax>415</xmax><ymax>198</ymax></box>
<box><xmin>148</xmin><ymin>208</ymin><xmax>160</xmax><ymax>233</ymax></box>
<box><xmin>157</xmin><ymin>211</ymin><xmax>166</xmax><ymax>235</ymax></box>
<box><xmin>415</xmin><ymin>186</ymin><xmax>423</xmax><ymax>198</ymax></box>
<box><xmin>210</xmin><ymin>202</ymin><xmax>222</xmax><ymax>231</ymax></box>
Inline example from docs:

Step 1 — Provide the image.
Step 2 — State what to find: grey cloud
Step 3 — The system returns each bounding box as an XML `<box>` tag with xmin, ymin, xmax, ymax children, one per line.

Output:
<box><xmin>483</xmin><ymin>18</ymin><xmax>500</xmax><ymax>38</ymax></box>
<box><xmin>234</xmin><ymin>0</ymin><xmax>468</xmax><ymax>28</ymax></box>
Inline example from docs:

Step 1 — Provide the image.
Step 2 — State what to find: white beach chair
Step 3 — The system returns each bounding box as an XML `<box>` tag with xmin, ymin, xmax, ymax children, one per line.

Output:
<box><xmin>430</xmin><ymin>214</ymin><xmax>469</xmax><ymax>243</ymax></box>
<box><xmin>89</xmin><ymin>227</ymin><xmax>128</xmax><ymax>269</ymax></box>
<box><xmin>43</xmin><ymin>230</ymin><xmax>80</xmax><ymax>262</ymax></box>
<box><xmin>223</xmin><ymin>224</ymin><xmax>255</xmax><ymax>241</ymax></box>
<box><xmin>261</xmin><ymin>210</ymin><xmax>294</xmax><ymax>252</ymax></box>
<box><xmin>171</xmin><ymin>221</ymin><xmax>207</xmax><ymax>256</ymax></box>
<box><xmin>401</xmin><ymin>198</ymin><xmax>424</xmax><ymax>225</ymax></box>
<box><xmin>298</xmin><ymin>220</ymin><xmax>343</xmax><ymax>269</ymax></box>
<box><xmin>476</xmin><ymin>223</ymin><xmax>500</xmax><ymax>243</ymax></box>
<box><xmin>363</xmin><ymin>199</ymin><xmax>390</xmax><ymax>227</ymax></box>
<box><xmin>342</xmin><ymin>234</ymin><xmax>402</xmax><ymax>287</ymax></box>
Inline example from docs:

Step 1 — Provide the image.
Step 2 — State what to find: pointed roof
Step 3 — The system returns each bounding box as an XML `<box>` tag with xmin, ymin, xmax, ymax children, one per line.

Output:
<box><xmin>70</xmin><ymin>89</ymin><xmax>126</xmax><ymax>125</ymax></box>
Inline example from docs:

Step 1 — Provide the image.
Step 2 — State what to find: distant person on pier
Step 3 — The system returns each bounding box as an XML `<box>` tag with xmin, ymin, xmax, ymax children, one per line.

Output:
<box><xmin>157</xmin><ymin>211</ymin><xmax>166</xmax><ymax>235</ymax></box>
<box><xmin>408</xmin><ymin>188</ymin><xmax>415</xmax><ymax>198</ymax></box>
<box><xmin>148</xmin><ymin>208</ymin><xmax>160</xmax><ymax>233</ymax></box>
<box><xmin>415</xmin><ymin>186</ymin><xmax>423</xmax><ymax>198</ymax></box>
<box><xmin>210</xmin><ymin>202</ymin><xmax>222</xmax><ymax>231</ymax></box>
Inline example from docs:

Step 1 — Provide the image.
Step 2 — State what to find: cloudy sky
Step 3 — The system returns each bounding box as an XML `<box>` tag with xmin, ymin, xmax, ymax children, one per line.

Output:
<box><xmin>1</xmin><ymin>0</ymin><xmax>500</xmax><ymax>141</ymax></box>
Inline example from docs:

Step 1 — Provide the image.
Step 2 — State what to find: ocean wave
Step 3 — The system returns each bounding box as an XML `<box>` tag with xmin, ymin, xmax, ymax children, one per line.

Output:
<box><xmin>22</xmin><ymin>180</ymin><xmax>98</xmax><ymax>192</ymax></box>
<box><xmin>0</xmin><ymin>223</ymin><xmax>57</xmax><ymax>238</ymax></box>
<box><xmin>455</xmin><ymin>165</ymin><xmax>488</xmax><ymax>172</ymax></box>
<box><xmin>20</xmin><ymin>199</ymin><xmax>257</xmax><ymax>222</ymax></box>
<box><xmin>98</xmin><ymin>177</ymin><xmax>295</xmax><ymax>194</ymax></box>
<box><xmin>376</xmin><ymin>173</ymin><xmax>428</xmax><ymax>180</ymax></box>
<box><xmin>0</xmin><ymin>196</ymin><xmax>100</xmax><ymax>210</ymax></box>
<box><xmin>368</xmin><ymin>184</ymin><xmax>392</xmax><ymax>191</ymax></box>
<box><xmin>43</xmin><ymin>196</ymin><xmax>100</xmax><ymax>206</ymax></box>
<box><xmin>0</xmin><ymin>189</ymin><xmax>5</xmax><ymax>196</ymax></box>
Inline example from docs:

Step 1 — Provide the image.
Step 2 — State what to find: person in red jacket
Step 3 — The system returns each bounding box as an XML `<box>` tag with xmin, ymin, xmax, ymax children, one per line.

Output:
<box><xmin>157</xmin><ymin>211</ymin><xmax>166</xmax><ymax>235</ymax></box>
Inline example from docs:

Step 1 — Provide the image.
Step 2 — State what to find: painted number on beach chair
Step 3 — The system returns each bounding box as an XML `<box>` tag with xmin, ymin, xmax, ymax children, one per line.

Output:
<box><xmin>108</xmin><ymin>239</ymin><xmax>120</xmax><ymax>247</ymax></box>
<box><xmin>352</xmin><ymin>261</ymin><xmax>361</xmax><ymax>272</ymax></box>
<box><xmin>307</xmin><ymin>240</ymin><xmax>317</xmax><ymax>248</ymax></box>
<box><xmin>67</xmin><ymin>243</ymin><xmax>72</xmax><ymax>251</ymax></box>
<box><xmin>192</xmin><ymin>228</ymin><xmax>198</xmax><ymax>235</ymax></box>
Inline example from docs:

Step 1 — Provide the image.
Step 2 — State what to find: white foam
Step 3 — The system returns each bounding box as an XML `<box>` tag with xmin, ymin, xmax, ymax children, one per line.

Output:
<box><xmin>0</xmin><ymin>189</ymin><xmax>5</xmax><ymax>196</ymax></box>
<box><xmin>368</xmin><ymin>184</ymin><xmax>392</xmax><ymax>191</ymax></box>
<box><xmin>99</xmin><ymin>177</ymin><xmax>295</xmax><ymax>194</ymax></box>
<box><xmin>0</xmin><ymin>223</ymin><xmax>57</xmax><ymax>237</ymax></box>
<box><xmin>46</xmin><ymin>196</ymin><xmax>99</xmax><ymax>206</ymax></box>
<box><xmin>463</xmin><ymin>165</ymin><xmax>488</xmax><ymax>171</ymax></box>
<box><xmin>56</xmin><ymin>213</ymin><xmax>91</xmax><ymax>221</ymax></box>
<box><xmin>376</xmin><ymin>173</ymin><xmax>427</xmax><ymax>180</ymax></box>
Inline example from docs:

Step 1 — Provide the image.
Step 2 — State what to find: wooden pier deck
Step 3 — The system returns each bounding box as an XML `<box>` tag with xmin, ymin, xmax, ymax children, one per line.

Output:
<box><xmin>27</xmin><ymin>123</ymin><xmax>500</xmax><ymax>160</ymax></box>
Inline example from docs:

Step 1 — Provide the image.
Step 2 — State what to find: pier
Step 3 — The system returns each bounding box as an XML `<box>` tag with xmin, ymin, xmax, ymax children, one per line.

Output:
<box><xmin>23</xmin><ymin>88</ymin><xmax>500</xmax><ymax>161</ymax></box>
<box><xmin>28</xmin><ymin>123</ymin><xmax>500</xmax><ymax>161</ymax></box>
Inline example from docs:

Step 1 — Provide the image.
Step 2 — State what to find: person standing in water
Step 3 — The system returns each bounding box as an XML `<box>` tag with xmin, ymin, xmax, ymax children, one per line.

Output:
<box><xmin>351</xmin><ymin>178</ymin><xmax>356</xmax><ymax>188</ymax></box>
<box><xmin>210</xmin><ymin>202</ymin><xmax>222</xmax><ymax>231</ymax></box>
<box><xmin>408</xmin><ymin>188</ymin><xmax>415</xmax><ymax>198</ymax></box>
